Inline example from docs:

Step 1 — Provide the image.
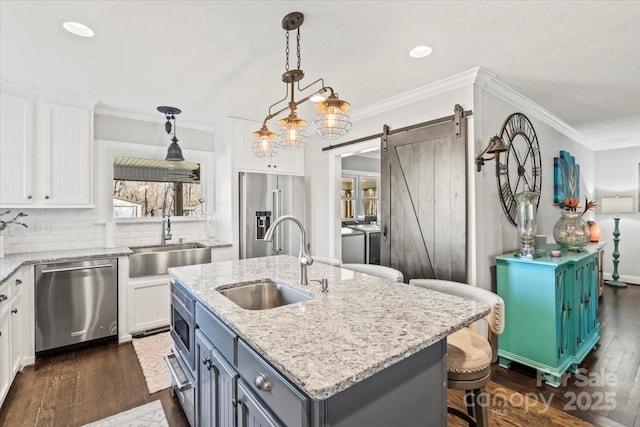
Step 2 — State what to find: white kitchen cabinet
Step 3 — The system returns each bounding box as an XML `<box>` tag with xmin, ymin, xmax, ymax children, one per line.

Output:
<box><xmin>0</xmin><ymin>267</ymin><xmax>26</xmax><ymax>407</ymax></box>
<box><xmin>38</xmin><ymin>101</ymin><xmax>94</xmax><ymax>206</ymax></box>
<box><xmin>128</xmin><ymin>275</ymin><xmax>171</xmax><ymax>334</ymax></box>
<box><xmin>0</xmin><ymin>90</ymin><xmax>94</xmax><ymax>208</ymax></box>
<box><xmin>0</xmin><ymin>92</ymin><xmax>35</xmax><ymax>206</ymax></box>
<box><xmin>211</xmin><ymin>245</ymin><xmax>234</xmax><ymax>262</ymax></box>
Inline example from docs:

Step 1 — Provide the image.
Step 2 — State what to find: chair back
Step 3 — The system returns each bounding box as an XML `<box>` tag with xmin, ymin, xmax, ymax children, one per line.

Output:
<box><xmin>312</xmin><ymin>256</ymin><xmax>342</xmax><ymax>266</ymax></box>
<box><xmin>341</xmin><ymin>264</ymin><xmax>404</xmax><ymax>283</ymax></box>
<box><xmin>409</xmin><ymin>279</ymin><xmax>504</xmax><ymax>336</ymax></box>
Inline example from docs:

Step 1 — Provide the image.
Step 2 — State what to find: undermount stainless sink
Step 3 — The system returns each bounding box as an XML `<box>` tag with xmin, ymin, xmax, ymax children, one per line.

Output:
<box><xmin>218</xmin><ymin>279</ymin><xmax>313</xmax><ymax>310</ymax></box>
<box><xmin>129</xmin><ymin>243</ymin><xmax>211</xmax><ymax>277</ymax></box>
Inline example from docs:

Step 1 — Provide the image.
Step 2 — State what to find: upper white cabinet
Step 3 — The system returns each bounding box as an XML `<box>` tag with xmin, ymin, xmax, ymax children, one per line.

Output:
<box><xmin>38</xmin><ymin>101</ymin><xmax>93</xmax><ymax>206</ymax></box>
<box><xmin>0</xmin><ymin>89</ymin><xmax>94</xmax><ymax>208</ymax></box>
<box><xmin>0</xmin><ymin>92</ymin><xmax>34</xmax><ymax>205</ymax></box>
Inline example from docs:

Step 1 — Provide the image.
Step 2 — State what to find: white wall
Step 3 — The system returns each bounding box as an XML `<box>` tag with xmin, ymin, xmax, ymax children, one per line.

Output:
<box><xmin>3</xmin><ymin>113</ymin><xmax>215</xmax><ymax>254</ymax></box>
<box><xmin>593</xmin><ymin>146</ymin><xmax>640</xmax><ymax>284</ymax></box>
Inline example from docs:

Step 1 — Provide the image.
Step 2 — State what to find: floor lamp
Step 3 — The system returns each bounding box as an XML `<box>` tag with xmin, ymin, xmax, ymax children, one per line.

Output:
<box><xmin>601</xmin><ymin>196</ymin><xmax>634</xmax><ymax>288</ymax></box>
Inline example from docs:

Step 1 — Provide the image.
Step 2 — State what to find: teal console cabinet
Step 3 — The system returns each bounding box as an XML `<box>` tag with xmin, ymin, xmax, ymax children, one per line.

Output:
<box><xmin>496</xmin><ymin>249</ymin><xmax>600</xmax><ymax>387</ymax></box>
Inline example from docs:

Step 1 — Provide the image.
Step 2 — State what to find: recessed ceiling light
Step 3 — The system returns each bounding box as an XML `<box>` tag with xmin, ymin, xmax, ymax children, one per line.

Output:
<box><xmin>409</xmin><ymin>45</ymin><xmax>432</xmax><ymax>58</ymax></box>
<box><xmin>63</xmin><ymin>21</ymin><xmax>95</xmax><ymax>38</ymax></box>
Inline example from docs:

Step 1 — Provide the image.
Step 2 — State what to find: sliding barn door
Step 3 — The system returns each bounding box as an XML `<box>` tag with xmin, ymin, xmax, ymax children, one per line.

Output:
<box><xmin>380</xmin><ymin>106</ymin><xmax>468</xmax><ymax>283</ymax></box>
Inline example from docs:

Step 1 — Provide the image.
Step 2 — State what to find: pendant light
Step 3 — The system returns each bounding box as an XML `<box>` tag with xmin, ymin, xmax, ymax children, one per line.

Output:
<box><xmin>252</xmin><ymin>12</ymin><xmax>352</xmax><ymax>157</ymax></box>
<box><xmin>251</xmin><ymin>124</ymin><xmax>279</xmax><ymax>158</ymax></box>
<box><xmin>158</xmin><ymin>106</ymin><xmax>185</xmax><ymax>161</ymax></box>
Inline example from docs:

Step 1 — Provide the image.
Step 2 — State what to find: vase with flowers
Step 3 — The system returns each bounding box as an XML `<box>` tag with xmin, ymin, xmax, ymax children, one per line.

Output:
<box><xmin>0</xmin><ymin>210</ymin><xmax>29</xmax><ymax>258</ymax></box>
<box><xmin>552</xmin><ymin>197</ymin><xmax>594</xmax><ymax>251</ymax></box>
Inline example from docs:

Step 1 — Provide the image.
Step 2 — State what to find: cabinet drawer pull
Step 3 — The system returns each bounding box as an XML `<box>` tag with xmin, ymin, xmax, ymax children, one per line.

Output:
<box><xmin>45</xmin><ymin>195</ymin><xmax>50</xmax><ymax>199</ymax></box>
<box><xmin>202</xmin><ymin>357</ymin><xmax>212</xmax><ymax>370</ymax></box>
<box><xmin>11</xmin><ymin>309</ymin><xmax>18</xmax><ymax>314</ymax></box>
<box><xmin>0</xmin><ymin>294</ymin><xmax>7</xmax><ymax>302</ymax></box>
<box><xmin>15</xmin><ymin>279</ymin><xmax>22</xmax><ymax>286</ymax></box>
<box><xmin>254</xmin><ymin>373</ymin><xmax>272</xmax><ymax>392</ymax></box>
<box><xmin>27</xmin><ymin>195</ymin><xmax>32</xmax><ymax>199</ymax></box>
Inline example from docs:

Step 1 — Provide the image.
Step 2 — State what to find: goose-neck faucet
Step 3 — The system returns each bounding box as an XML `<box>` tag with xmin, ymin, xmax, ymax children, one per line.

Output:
<box><xmin>263</xmin><ymin>215</ymin><xmax>313</xmax><ymax>286</ymax></box>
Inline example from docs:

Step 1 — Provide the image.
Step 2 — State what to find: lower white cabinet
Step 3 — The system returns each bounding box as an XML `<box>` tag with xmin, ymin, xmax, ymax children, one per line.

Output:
<box><xmin>128</xmin><ymin>275</ymin><xmax>171</xmax><ymax>334</ymax></box>
<box><xmin>0</xmin><ymin>267</ymin><xmax>26</xmax><ymax>407</ymax></box>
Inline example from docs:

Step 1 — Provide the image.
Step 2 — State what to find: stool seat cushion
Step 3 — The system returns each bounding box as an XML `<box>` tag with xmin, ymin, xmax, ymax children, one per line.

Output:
<box><xmin>447</xmin><ymin>327</ymin><xmax>492</xmax><ymax>373</ymax></box>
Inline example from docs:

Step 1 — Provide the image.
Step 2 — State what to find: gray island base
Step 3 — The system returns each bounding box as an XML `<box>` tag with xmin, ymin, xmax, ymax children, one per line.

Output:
<box><xmin>169</xmin><ymin>256</ymin><xmax>489</xmax><ymax>427</ymax></box>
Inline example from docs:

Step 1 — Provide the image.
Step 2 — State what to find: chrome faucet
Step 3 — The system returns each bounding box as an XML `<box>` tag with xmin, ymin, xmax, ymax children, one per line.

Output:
<box><xmin>161</xmin><ymin>184</ymin><xmax>173</xmax><ymax>245</ymax></box>
<box><xmin>263</xmin><ymin>215</ymin><xmax>313</xmax><ymax>286</ymax></box>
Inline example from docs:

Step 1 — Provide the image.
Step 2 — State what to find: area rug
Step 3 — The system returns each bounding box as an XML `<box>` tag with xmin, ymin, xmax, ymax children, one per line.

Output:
<box><xmin>132</xmin><ymin>332</ymin><xmax>172</xmax><ymax>394</ymax></box>
<box><xmin>447</xmin><ymin>381</ymin><xmax>593</xmax><ymax>426</ymax></box>
<box><xmin>82</xmin><ymin>400</ymin><xmax>168</xmax><ymax>427</ymax></box>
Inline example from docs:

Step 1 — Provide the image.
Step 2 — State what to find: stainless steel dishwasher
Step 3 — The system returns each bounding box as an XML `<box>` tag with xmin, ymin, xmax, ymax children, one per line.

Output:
<box><xmin>35</xmin><ymin>258</ymin><xmax>118</xmax><ymax>353</ymax></box>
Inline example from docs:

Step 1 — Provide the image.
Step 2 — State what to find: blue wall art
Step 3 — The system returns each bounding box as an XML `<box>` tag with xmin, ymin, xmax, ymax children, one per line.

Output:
<box><xmin>553</xmin><ymin>151</ymin><xmax>580</xmax><ymax>204</ymax></box>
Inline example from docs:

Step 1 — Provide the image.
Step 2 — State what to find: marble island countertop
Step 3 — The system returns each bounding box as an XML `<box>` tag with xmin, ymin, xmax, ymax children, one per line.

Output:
<box><xmin>169</xmin><ymin>255</ymin><xmax>490</xmax><ymax>400</ymax></box>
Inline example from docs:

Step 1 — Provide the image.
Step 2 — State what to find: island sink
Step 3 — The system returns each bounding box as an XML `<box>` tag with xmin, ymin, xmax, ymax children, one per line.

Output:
<box><xmin>218</xmin><ymin>279</ymin><xmax>312</xmax><ymax>310</ymax></box>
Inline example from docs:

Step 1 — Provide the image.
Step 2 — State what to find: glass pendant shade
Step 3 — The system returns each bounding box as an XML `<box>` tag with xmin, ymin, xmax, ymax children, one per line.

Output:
<box><xmin>165</xmin><ymin>136</ymin><xmax>184</xmax><ymax>161</ymax></box>
<box><xmin>252</xmin><ymin>125</ymin><xmax>279</xmax><ymax>158</ymax></box>
<box><xmin>313</xmin><ymin>94</ymin><xmax>351</xmax><ymax>139</ymax></box>
<box><xmin>277</xmin><ymin>112</ymin><xmax>308</xmax><ymax>149</ymax></box>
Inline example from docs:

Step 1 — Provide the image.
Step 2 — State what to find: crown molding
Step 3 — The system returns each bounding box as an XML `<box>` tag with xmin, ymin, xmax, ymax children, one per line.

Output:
<box><xmin>473</xmin><ymin>68</ymin><xmax>599</xmax><ymax>149</ymax></box>
<box><xmin>350</xmin><ymin>68</ymin><xmax>481</xmax><ymax>122</ymax></box>
<box><xmin>1</xmin><ymin>79</ymin><xmax>97</xmax><ymax>108</ymax></box>
<box><xmin>94</xmin><ymin>105</ymin><xmax>215</xmax><ymax>132</ymax></box>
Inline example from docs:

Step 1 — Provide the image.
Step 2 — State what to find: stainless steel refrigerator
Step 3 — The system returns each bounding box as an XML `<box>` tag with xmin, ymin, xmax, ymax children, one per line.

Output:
<box><xmin>239</xmin><ymin>172</ymin><xmax>305</xmax><ymax>259</ymax></box>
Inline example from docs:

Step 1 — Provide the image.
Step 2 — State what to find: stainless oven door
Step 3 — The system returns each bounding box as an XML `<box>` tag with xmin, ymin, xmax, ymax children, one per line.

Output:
<box><xmin>165</xmin><ymin>353</ymin><xmax>196</xmax><ymax>427</ymax></box>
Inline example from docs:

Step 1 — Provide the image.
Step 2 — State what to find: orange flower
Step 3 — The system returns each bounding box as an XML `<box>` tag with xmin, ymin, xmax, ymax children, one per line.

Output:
<box><xmin>563</xmin><ymin>197</ymin><xmax>579</xmax><ymax>211</ymax></box>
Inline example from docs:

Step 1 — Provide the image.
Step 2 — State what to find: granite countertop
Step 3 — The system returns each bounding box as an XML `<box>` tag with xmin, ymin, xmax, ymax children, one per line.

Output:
<box><xmin>0</xmin><ymin>239</ymin><xmax>232</xmax><ymax>284</ymax></box>
<box><xmin>169</xmin><ymin>256</ymin><xmax>490</xmax><ymax>400</ymax></box>
<box><xmin>0</xmin><ymin>247</ymin><xmax>133</xmax><ymax>284</ymax></box>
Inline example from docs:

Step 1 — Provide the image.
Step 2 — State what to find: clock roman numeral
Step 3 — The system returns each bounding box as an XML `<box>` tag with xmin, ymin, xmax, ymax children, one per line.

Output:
<box><xmin>533</xmin><ymin>166</ymin><xmax>542</xmax><ymax>176</ymax></box>
<box><xmin>501</xmin><ymin>182</ymin><xmax>514</xmax><ymax>206</ymax></box>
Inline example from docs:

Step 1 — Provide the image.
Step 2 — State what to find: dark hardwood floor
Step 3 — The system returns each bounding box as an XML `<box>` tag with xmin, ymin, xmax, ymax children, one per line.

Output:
<box><xmin>1</xmin><ymin>284</ymin><xmax>638</xmax><ymax>427</ymax></box>
<box><xmin>0</xmin><ymin>341</ymin><xmax>189</xmax><ymax>427</ymax></box>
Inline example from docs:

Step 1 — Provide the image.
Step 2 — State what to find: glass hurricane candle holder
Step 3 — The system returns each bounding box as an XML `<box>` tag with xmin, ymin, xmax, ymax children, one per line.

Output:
<box><xmin>515</xmin><ymin>191</ymin><xmax>540</xmax><ymax>258</ymax></box>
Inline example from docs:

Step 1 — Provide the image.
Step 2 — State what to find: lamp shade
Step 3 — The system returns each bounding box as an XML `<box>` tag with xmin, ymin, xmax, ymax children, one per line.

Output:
<box><xmin>165</xmin><ymin>137</ymin><xmax>184</xmax><ymax>161</ymax></box>
<box><xmin>600</xmin><ymin>197</ymin><xmax>633</xmax><ymax>214</ymax></box>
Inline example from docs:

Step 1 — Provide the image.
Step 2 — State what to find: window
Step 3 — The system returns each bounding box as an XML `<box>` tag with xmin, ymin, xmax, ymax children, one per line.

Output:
<box><xmin>341</xmin><ymin>174</ymin><xmax>379</xmax><ymax>221</ymax></box>
<box><xmin>112</xmin><ymin>157</ymin><xmax>202</xmax><ymax>218</ymax></box>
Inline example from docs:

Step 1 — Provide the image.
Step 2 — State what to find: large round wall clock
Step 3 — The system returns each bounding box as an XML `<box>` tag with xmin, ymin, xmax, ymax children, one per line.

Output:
<box><xmin>495</xmin><ymin>112</ymin><xmax>542</xmax><ymax>226</ymax></box>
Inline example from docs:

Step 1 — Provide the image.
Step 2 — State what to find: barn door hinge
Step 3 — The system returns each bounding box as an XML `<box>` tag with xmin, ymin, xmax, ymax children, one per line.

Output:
<box><xmin>454</xmin><ymin>104</ymin><xmax>463</xmax><ymax>139</ymax></box>
<box><xmin>382</xmin><ymin>124</ymin><xmax>390</xmax><ymax>151</ymax></box>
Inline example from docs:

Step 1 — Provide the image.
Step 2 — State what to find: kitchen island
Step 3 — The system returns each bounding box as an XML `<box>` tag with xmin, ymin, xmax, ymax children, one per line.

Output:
<box><xmin>169</xmin><ymin>256</ymin><xmax>490</xmax><ymax>427</ymax></box>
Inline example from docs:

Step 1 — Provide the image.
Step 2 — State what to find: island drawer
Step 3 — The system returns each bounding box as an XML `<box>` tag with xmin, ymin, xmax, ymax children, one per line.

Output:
<box><xmin>237</xmin><ymin>339</ymin><xmax>308</xmax><ymax>427</ymax></box>
<box><xmin>195</xmin><ymin>302</ymin><xmax>236</xmax><ymax>365</ymax></box>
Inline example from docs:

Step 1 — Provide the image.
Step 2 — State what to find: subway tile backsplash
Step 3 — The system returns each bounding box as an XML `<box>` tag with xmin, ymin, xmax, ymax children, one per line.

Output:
<box><xmin>2</xmin><ymin>208</ymin><xmax>209</xmax><ymax>254</ymax></box>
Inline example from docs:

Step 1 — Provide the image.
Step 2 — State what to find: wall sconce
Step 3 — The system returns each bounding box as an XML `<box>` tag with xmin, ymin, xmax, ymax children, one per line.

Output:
<box><xmin>157</xmin><ymin>106</ymin><xmax>184</xmax><ymax>161</ymax></box>
<box><xmin>601</xmin><ymin>196</ymin><xmax>634</xmax><ymax>288</ymax></box>
<box><xmin>475</xmin><ymin>136</ymin><xmax>508</xmax><ymax>172</ymax></box>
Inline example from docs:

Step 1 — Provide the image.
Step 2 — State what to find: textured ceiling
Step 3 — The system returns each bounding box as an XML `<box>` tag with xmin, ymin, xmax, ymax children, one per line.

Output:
<box><xmin>1</xmin><ymin>1</ymin><xmax>639</xmax><ymax>150</ymax></box>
